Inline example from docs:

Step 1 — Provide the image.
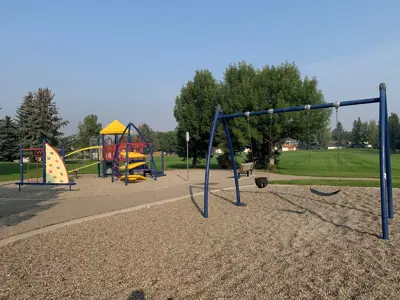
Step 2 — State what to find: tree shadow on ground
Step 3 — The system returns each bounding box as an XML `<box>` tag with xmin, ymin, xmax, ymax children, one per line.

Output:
<box><xmin>240</xmin><ymin>190</ymin><xmax>380</xmax><ymax>238</ymax></box>
<box><xmin>0</xmin><ymin>184</ymin><xmax>76</xmax><ymax>228</ymax></box>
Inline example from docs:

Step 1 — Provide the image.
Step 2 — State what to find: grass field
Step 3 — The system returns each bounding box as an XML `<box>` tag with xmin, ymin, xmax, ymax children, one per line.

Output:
<box><xmin>1</xmin><ymin>149</ymin><xmax>398</xmax><ymax>187</ymax></box>
<box><xmin>0</xmin><ymin>156</ymin><xmax>220</xmax><ymax>182</ymax></box>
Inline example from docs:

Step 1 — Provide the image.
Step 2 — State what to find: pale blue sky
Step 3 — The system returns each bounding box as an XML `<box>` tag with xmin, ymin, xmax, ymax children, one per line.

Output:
<box><xmin>1</xmin><ymin>0</ymin><xmax>399</xmax><ymax>134</ymax></box>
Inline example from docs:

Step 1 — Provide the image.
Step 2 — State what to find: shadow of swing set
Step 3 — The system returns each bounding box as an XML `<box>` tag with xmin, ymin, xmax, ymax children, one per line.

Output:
<box><xmin>204</xmin><ymin>83</ymin><xmax>394</xmax><ymax>240</ymax></box>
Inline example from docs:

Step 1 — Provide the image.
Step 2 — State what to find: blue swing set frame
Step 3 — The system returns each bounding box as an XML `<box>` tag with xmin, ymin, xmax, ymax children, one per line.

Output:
<box><xmin>204</xmin><ymin>83</ymin><xmax>393</xmax><ymax>240</ymax></box>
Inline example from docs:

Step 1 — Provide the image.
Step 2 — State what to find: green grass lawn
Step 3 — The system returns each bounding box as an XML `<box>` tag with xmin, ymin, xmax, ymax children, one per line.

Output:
<box><xmin>1</xmin><ymin>149</ymin><xmax>398</xmax><ymax>188</ymax></box>
<box><xmin>273</xmin><ymin>148</ymin><xmax>400</xmax><ymax>187</ymax></box>
<box><xmin>275</xmin><ymin>149</ymin><xmax>400</xmax><ymax>178</ymax></box>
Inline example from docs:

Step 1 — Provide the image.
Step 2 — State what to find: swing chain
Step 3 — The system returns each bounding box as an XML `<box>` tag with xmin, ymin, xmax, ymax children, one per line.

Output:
<box><xmin>245</xmin><ymin>112</ymin><xmax>256</xmax><ymax>175</ymax></box>
<box><xmin>335</xmin><ymin>103</ymin><xmax>341</xmax><ymax>190</ymax></box>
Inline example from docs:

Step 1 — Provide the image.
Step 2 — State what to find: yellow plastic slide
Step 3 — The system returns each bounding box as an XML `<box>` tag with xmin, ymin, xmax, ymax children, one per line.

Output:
<box><xmin>67</xmin><ymin>161</ymin><xmax>100</xmax><ymax>173</ymax></box>
<box><xmin>119</xmin><ymin>161</ymin><xmax>146</xmax><ymax>171</ymax></box>
<box><xmin>119</xmin><ymin>175</ymin><xmax>146</xmax><ymax>182</ymax></box>
<box><xmin>120</xmin><ymin>152</ymin><xmax>146</xmax><ymax>159</ymax></box>
<box><xmin>65</xmin><ymin>146</ymin><xmax>101</xmax><ymax>158</ymax></box>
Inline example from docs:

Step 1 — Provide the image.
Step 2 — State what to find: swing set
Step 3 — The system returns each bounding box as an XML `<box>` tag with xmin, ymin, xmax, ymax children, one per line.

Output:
<box><xmin>204</xmin><ymin>83</ymin><xmax>393</xmax><ymax>240</ymax></box>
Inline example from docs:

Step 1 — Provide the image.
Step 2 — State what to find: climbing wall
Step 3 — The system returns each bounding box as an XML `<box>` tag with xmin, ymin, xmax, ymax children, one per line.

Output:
<box><xmin>45</xmin><ymin>143</ymin><xmax>70</xmax><ymax>184</ymax></box>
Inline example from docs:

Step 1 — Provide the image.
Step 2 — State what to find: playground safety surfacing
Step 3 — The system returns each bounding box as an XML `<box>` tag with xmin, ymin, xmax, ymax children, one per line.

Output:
<box><xmin>1</xmin><ymin>170</ymin><xmax>399</xmax><ymax>299</ymax></box>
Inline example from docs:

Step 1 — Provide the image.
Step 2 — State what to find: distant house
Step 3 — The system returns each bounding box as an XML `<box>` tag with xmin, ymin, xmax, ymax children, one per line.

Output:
<box><xmin>281</xmin><ymin>139</ymin><xmax>298</xmax><ymax>152</ymax></box>
<box><xmin>214</xmin><ymin>148</ymin><xmax>223</xmax><ymax>154</ymax></box>
<box><xmin>327</xmin><ymin>141</ymin><xmax>345</xmax><ymax>150</ymax></box>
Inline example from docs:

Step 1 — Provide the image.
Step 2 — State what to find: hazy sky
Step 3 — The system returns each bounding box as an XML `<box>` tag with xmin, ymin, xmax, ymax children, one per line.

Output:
<box><xmin>1</xmin><ymin>0</ymin><xmax>399</xmax><ymax>135</ymax></box>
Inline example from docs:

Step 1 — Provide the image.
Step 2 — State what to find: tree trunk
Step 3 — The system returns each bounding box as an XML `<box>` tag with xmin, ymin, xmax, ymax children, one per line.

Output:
<box><xmin>191</xmin><ymin>150</ymin><xmax>197</xmax><ymax>168</ymax></box>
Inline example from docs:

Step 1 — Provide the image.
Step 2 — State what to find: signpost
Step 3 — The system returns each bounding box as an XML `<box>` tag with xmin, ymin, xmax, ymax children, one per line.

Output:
<box><xmin>186</xmin><ymin>131</ymin><xmax>189</xmax><ymax>181</ymax></box>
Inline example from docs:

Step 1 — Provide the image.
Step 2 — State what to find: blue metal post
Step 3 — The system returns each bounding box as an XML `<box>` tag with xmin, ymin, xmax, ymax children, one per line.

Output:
<box><xmin>125</xmin><ymin>126</ymin><xmax>130</xmax><ymax>186</ymax></box>
<box><xmin>42</xmin><ymin>139</ymin><xmax>46</xmax><ymax>184</ymax></box>
<box><xmin>19</xmin><ymin>144</ymin><xmax>23</xmax><ymax>191</ymax></box>
<box><xmin>222</xmin><ymin>118</ymin><xmax>241</xmax><ymax>207</ymax></box>
<box><xmin>204</xmin><ymin>105</ymin><xmax>222</xmax><ymax>218</ymax></box>
<box><xmin>60</xmin><ymin>145</ymin><xmax>65</xmax><ymax>160</ymax></box>
<box><xmin>97</xmin><ymin>136</ymin><xmax>101</xmax><ymax>177</ymax></box>
<box><xmin>102</xmin><ymin>134</ymin><xmax>106</xmax><ymax>178</ymax></box>
<box><xmin>111</xmin><ymin>138</ymin><xmax>116</xmax><ymax>183</ymax></box>
<box><xmin>379</xmin><ymin>83</ymin><xmax>389</xmax><ymax>240</ymax></box>
<box><xmin>148</xmin><ymin>143</ymin><xmax>157</xmax><ymax>180</ymax></box>
<box><xmin>382</xmin><ymin>84</ymin><xmax>393</xmax><ymax>219</ymax></box>
<box><xmin>161</xmin><ymin>151</ymin><xmax>165</xmax><ymax>175</ymax></box>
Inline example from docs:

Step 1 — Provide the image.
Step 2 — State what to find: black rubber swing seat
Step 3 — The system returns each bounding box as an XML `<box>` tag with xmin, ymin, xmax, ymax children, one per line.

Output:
<box><xmin>255</xmin><ymin>177</ymin><xmax>268</xmax><ymax>188</ymax></box>
<box><xmin>310</xmin><ymin>188</ymin><xmax>341</xmax><ymax>197</ymax></box>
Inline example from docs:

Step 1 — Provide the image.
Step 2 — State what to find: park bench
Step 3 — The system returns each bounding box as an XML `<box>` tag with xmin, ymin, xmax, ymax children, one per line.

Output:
<box><xmin>237</xmin><ymin>162</ymin><xmax>254</xmax><ymax>178</ymax></box>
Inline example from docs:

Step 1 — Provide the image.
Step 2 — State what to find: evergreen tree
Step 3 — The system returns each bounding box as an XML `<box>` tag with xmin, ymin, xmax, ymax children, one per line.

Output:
<box><xmin>0</xmin><ymin>115</ymin><xmax>19</xmax><ymax>161</ymax></box>
<box><xmin>388</xmin><ymin>113</ymin><xmax>400</xmax><ymax>153</ymax></box>
<box><xmin>15</xmin><ymin>88</ymin><xmax>68</xmax><ymax>147</ymax></box>
<box><xmin>351</xmin><ymin>117</ymin><xmax>363</xmax><ymax>147</ymax></box>
<box><xmin>332</xmin><ymin>121</ymin><xmax>345</xmax><ymax>145</ymax></box>
<box><xmin>15</xmin><ymin>92</ymin><xmax>35</xmax><ymax>145</ymax></box>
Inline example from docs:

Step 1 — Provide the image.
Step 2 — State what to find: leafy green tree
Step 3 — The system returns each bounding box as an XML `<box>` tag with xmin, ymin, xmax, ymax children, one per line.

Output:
<box><xmin>15</xmin><ymin>88</ymin><xmax>68</xmax><ymax>147</ymax></box>
<box><xmin>76</xmin><ymin>114</ymin><xmax>102</xmax><ymax>147</ymax></box>
<box><xmin>218</xmin><ymin>61</ymin><xmax>331</xmax><ymax>168</ymax></box>
<box><xmin>317</xmin><ymin>128</ymin><xmax>331</xmax><ymax>148</ymax></box>
<box><xmin>366</xmin><ymin>120</ymin><xmax>379</xmax><ymax>148</ymax></box>
<box><xmin>174</xmin><ymin>69</ymin><xmax>219</xmax><ymax>167</ymax></box>
<box><xmin>156</xmin><ymin>130</ymin><xmax>178</xmax><ymax>154</ymax></box>
<box><xmin>388</xmin><ymin>113</ymin><xmax>400</xmax><ymax>153</ymax></box>
<box><xmin>0</xmin><ymin>116</ymin><xmax>19</xmax><ymax>161</ymax></box>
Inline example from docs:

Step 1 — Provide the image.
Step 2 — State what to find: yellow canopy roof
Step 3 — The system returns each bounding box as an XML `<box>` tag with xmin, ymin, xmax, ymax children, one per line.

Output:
<box><xmin>100</xmin><ymin>120</ymin><xmax>126</xmax><ymax>135</ymax></box>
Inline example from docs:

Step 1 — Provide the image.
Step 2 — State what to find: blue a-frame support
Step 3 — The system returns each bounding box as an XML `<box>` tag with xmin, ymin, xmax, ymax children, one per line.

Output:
<box><xmin>111</xmin><ymin>122</ymin><xmax>158</xmax><ymax>185</ymax></box>
<box><xmin>204</xmin><ymin>83</ymin><xmax>393</xmax><ymax>240</ymax></box>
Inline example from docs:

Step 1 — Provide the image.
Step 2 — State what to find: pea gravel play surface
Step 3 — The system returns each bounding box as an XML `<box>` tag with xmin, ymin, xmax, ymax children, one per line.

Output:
<box><xmin>1</xmin><ymin>184</ymin><xmax>399</xmax><ymax>300</ymax></box>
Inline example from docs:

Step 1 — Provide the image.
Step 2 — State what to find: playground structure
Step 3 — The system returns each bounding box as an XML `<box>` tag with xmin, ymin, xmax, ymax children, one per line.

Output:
<box><xmin>64</xmin><ymin>144</ymin><xmax>102</xmax><ymax>178</ymax></box>
<box><xmin>62</xmin><ymin>120</ymin><xmax>166</xmax><ymax>182</ymax></box>
<box><xmin>204</xmin><ymin>83</ymin><xmax>393</xmax><ymax>240</ymax></box>
<box><xmin>15</xmin><ymin>140</ymin><xmax>76</xmax><ymax>191</ymax></box>
<box><xmin>110</xmin><ymin>122</ymin><xmax>162</xmax><ymax>185</ymax></box>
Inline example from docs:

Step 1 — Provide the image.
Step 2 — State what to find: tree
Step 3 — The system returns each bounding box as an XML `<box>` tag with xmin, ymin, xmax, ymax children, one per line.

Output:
<box><xmin>351</xmin><ymin>117</ymin><xmax>363</xmax><ymax>147</ymax></box>
<box><xmin>218</xmin><ymin>61</ymin><xmax>331</xmax><ymax>168</ymax></box>
<box><xmin>332</xmin><ymin>121</ymin><xmax>345</xmax><ymax>145</ymax></box>
<box><xmin>135</xmin><ymin>123</ymin><xmax>159</xmax><ymax>150</ymax></box>
<box><xmin>0</xmin><ymin>116</ymin><xmax>19</xmax><ymax>161</ymax></box>
<box><xmin>317</xmin><ymin>128</ymin><xmax>331</xmax><ymax>148</ymax></box>
<box><xmin>15</xmin><ymin>92</ymin><xmax>35</xmax><ymax>144</ymax></box>
<box><xmin>342</xmin><ymin>131</ymin><xmax>352</xmax><ymax>146</ymax></box>
<box><xmin>366</xmin><ymin>120</ymin><xmax>379</xmax><ymax>148</ymax></box>
<box><xmin>156</xmin><ymin>130</ymin><xmax>178</xmax><ymax>154</ymax></box>
<box><xmin>15</xmin><ymin>88</ymin><xmax>68</xmax><ymax>147</ymax></box>
<box><xmin>60</xmin><ymin>134</ymin><xmax>77</xmax><ymax>153</ymax></box>
<box><xmin>388</xmin><ymin>113</ymin><xmax>400</xmax><ymax>153</ymax></box>
<box><xmin>76</xmin><ymin>114</ymin><xmax>102</xmax><ymax>147</ymax></box>
<box><xmin>174</xmin><ymin>69</ymin><xmax>219</xmax><ymax>167</ymax></box>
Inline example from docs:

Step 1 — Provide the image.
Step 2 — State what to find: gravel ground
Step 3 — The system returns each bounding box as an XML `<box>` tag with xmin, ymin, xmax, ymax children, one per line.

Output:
<box><xmin>1</xmin><ymin>185</ymin><xmax>399</xmax><ymax>300</ymax></box>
